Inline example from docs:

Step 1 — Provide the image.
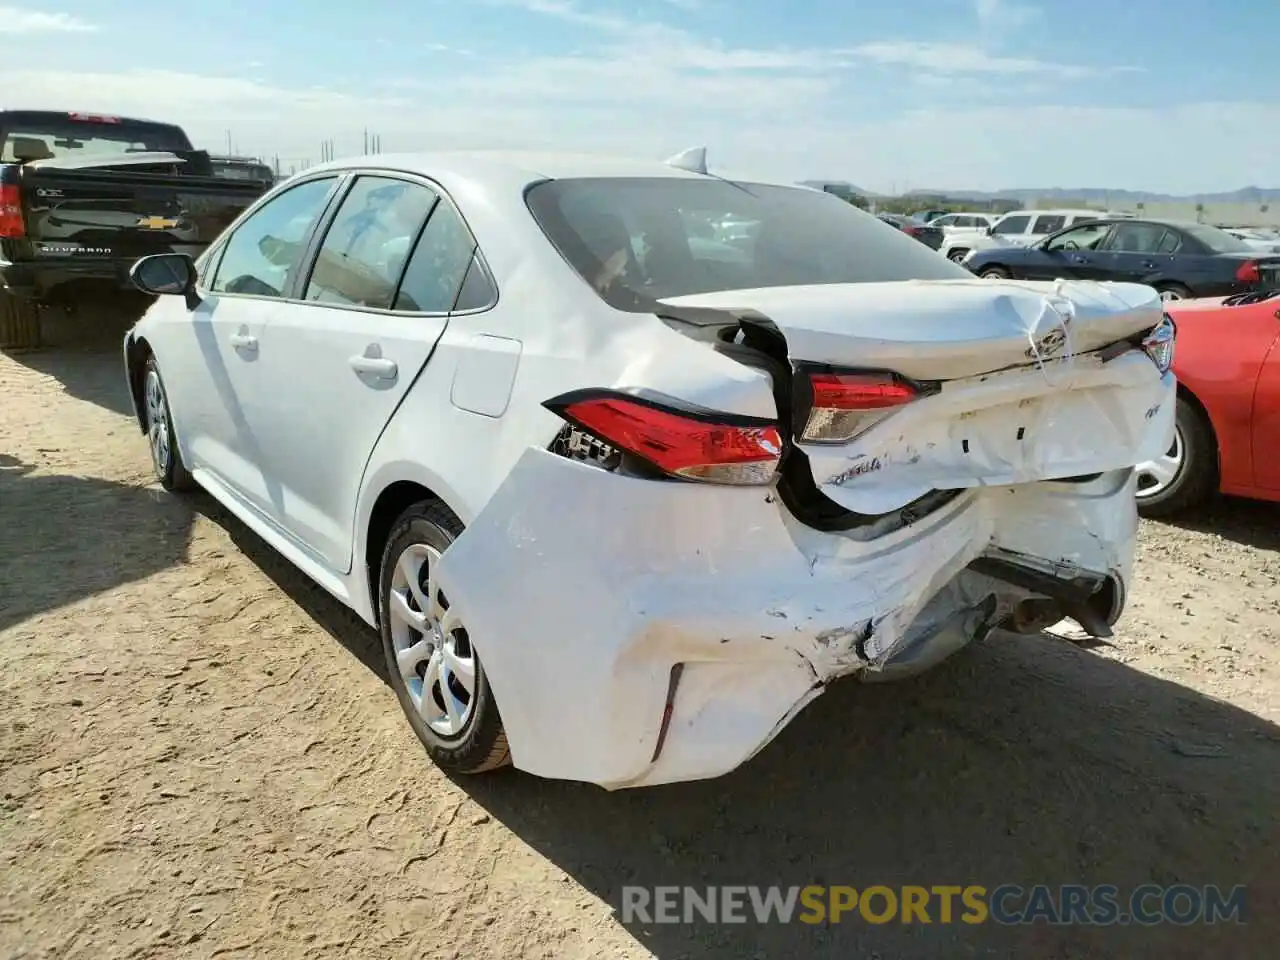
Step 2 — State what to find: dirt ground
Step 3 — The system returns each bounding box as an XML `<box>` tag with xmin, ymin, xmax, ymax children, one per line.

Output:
<box><xmin>1</xmin><ymin>323</ymin><xmax>1277</xmax><ymax>959</ymax></box>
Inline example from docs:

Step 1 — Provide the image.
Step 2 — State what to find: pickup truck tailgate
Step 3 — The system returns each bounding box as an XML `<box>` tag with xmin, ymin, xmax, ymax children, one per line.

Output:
<box><xmin>18</xmin><ymin>165</ymin><xmax>262</xmax><ymax>258</ymax></box>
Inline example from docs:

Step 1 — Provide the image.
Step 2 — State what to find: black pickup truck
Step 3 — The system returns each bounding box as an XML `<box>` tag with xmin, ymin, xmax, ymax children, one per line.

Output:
<box><xmin>0</xmin><ymin>110</ymin><xmax>271</xmax><ymax>348</ymax></box>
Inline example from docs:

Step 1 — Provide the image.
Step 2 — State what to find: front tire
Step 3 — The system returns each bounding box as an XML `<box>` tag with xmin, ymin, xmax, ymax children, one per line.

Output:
<box><xmin>378</xmin><ymin>501</ymin><xmax>510</xmax><ymax>775</ymax></box>
<box><xmin>1135</xmin><ymin>396</ymin><xmax>1217</xmax><ymax>518</ymax></box>
<box><xmin>979</xmin><ymin>266</ymin><xmax>1010</xmax><ymax>279</ymax></box>
<box><xmin>142</xmin><ymin>355</ymin><xmax>196</xmax><ymax>492</ymax></box>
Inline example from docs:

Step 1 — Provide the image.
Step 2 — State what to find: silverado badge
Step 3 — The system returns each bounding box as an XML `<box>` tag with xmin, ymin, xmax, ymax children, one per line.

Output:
<box><xmin>136</xmin><ymin>216</ymin><xmax>180</xmax><ymax>230</ymax></box>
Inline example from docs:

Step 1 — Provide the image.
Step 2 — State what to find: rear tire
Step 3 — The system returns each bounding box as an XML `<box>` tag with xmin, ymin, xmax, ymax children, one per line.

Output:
<box><xmin>1135</xmin><ymin>396</ymin><xmax>1217</xmax><ymax>518</ymax></box>
<box><xmin>1155</xmin><ymin>282</ymin><xmax>1193</xmax><ymax>302</ymax></box>
<box><xmin>0</xmin><ymin>293</ymin><xmax>42</xmax><ymax>351</ymax></box>
<box><xmin>378</xmin><ymin>500</ymin><xmax>510</xmax><ymax>775</ymax></box>
<box><xmin>948</xmin><ymin>248</ymin><xmax>970</xmax><ymax>263</ymax></box>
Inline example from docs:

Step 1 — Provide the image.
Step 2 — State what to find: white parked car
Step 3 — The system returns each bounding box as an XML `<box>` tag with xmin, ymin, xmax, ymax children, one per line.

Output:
<box><xmin>926</xmin><ymin>211</ymin><xmax>995</xmax><ymax>233</ymax></box>
<box><xmin>941</xmin><ymin>209</ymin><xmax>1130</xmax><ymax>263</ymax></box>
<box><xmin>1222</xmin><ymin>227</ymin><xmax>1280</xmax><ymax>254</ymax></box>
<box><xmin>122</xmin><ymin>151</ymin><xmax>1175</xmax><ymax>789</ymax></box>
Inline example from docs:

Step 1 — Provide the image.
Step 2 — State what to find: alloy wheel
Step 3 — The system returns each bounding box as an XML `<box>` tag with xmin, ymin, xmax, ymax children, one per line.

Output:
<box><xmin>1135</xmin><ymin>424</ymin><xmax>1184</xmax><ymax>499</ymax></box>
<box><xmin>144</xmin><ymin>369</ymin><xmax>172</xmax><ymax>477</ymax></box>
<box><xmin>386</xmin><ymin>542</ymin><xmax>477</xmax><ymax>738</ymax></box>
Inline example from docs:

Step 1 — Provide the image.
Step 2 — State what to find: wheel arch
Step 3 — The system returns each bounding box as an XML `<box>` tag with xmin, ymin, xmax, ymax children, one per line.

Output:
<box><xmin>361</xmin><ymin>476</ymin><xmax>472</xmax><ymax>628</ymax></box>
<box><xmin>125</xmin><ymin>333</ymin><xmax>154</xmax><ymax>434</ymax></box>
<box><xmin>1175</xmin><ymin>382</ymin><xmax>1222</xmax><ymax>484</ymax></box>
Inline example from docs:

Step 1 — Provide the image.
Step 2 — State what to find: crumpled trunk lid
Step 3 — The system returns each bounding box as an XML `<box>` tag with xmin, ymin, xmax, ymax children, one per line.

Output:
<box><xmin>659</xmin><ymin>277</ymin><xmax>1173</xmax><ymax>517</ymax></box>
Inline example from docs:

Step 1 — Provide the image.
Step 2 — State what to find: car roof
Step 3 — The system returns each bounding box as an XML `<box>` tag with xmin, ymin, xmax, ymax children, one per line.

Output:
<box><xmin>295</xmin><ymin>150</ymin><xmax>799</xmax><ymax>194</ymax></box>
<box><xmin>1001</xmin><ymin>208</ymin><xmax>1119</xmax><ymax>217</ymax></box>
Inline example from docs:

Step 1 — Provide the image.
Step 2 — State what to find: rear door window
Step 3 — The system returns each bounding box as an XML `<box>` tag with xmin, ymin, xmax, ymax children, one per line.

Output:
<box><xmin>1031</xmin><ymin>215</ymin><xmax>1067</xmax><ymax>235</ymax></box>
<box><xmin>991</xmin><ymin>215</ymin><xmax>1031</xmax><ymax>236</ymax></box>
<box><xmin>303</xmin><ymin>176</ymin><xmax>437</xmax><ymax>310</ymax></box>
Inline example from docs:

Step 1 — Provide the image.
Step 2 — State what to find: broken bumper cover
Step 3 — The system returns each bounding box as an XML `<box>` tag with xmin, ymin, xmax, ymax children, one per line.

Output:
<box><xmin>433</xmin><ymin>449</ymin><xmax>1140</xmax><ymax>790</ymax></box>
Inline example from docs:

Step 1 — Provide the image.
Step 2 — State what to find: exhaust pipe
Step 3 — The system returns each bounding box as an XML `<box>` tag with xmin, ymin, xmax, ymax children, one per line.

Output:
<box><xmin>973</xmin><ymin>554</ymin><xmax>1127</xmax><ymax>639</ymax></box>
<box><xmin>1004</xmin><ymin>597</ymin><xmax>1064</xmax><ymax>635</ymax></box>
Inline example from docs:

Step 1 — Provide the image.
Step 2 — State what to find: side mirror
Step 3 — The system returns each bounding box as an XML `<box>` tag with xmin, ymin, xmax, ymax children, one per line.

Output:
<box><xmin>130</xmin><ymin>253</ymin><xmax>201</xmax><ymax>309</ymax></box>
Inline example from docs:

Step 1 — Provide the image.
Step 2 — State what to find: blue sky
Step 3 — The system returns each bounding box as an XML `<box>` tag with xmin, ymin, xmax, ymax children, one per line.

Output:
<box><xmin>2</xmin><ymin>0</ymin><xmax>1278</xmax><ymax>193</ymax></box>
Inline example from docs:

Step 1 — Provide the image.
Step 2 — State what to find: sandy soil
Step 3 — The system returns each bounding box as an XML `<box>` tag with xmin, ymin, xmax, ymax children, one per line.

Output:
<box><xmin>1</xmin><ymin>331</ymin><xmax>1277</xmax><ymax>959</ymax></box>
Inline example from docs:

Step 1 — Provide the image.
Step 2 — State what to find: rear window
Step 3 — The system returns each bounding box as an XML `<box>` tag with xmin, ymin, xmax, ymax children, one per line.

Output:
<box><xmin>1179</xmin><ymin>223</ymin><xmax>1254</xmax><ymax>254</ymax></box>
<box><xmin>525</xmin><ymin>177</ymin><xmax>969</xmax><ymax>312</ymax></box>
<box><xmin>0</xmin><ymin>116</ymin><xmax>191</xmax><ymax>163</ymax></box>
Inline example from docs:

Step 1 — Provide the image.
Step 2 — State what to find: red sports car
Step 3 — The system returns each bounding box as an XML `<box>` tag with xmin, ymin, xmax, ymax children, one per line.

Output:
<box><xmin>1135</xmin><ymin>290</ymin><xmax>1280</xmax><ymax>516</ymax></box>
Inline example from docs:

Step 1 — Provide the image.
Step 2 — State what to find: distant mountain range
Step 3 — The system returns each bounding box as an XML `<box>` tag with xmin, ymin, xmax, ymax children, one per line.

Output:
<box><xmin>901</xmin><ymin>186</ymin><xmax>1280</xmax><ymax>204</ymax></box>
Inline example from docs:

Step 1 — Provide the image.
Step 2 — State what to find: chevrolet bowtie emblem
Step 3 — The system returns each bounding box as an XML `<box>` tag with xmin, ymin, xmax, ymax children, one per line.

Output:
<box><xmin>136</xmin><ymin>216</ymin><xmax>180</xmax><ymax>230</ymax></box>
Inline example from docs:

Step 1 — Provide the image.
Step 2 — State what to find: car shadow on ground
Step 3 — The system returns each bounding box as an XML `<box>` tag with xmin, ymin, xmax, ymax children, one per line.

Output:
<box><xmin>0</xmin><ymin>454</ymin><xmax>194</xmax><ymax>633</ymax></box>
<box><xmin>205</xmin><ymin>497</ymin><xmax>1279</xmax><ymax>960</ymax></box>
<box><xmin>1150</xmin><ymin>496</ymin><xmax>1280</xmax><ymax>553</ymax></box>
<box><xmin>1</xmin><ymin>299</ymin><xmax>146</xmax><ymax>417</ymax></box>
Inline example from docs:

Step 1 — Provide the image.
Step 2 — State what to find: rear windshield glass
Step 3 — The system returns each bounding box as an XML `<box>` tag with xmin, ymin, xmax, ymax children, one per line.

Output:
<box><xmin>1179</xmin><ymin>222</ymin><xmax>1254</xmax><ymax>254</ymax></box>
<box><xmin>525</xmin><ymin>177</ymin><xmax>970</xmax><ymax>311</ymax></box>
<box><xmin>0</xmin><ymin>119</ymin><xmax>191</xmax><ymax>163</ymax></box>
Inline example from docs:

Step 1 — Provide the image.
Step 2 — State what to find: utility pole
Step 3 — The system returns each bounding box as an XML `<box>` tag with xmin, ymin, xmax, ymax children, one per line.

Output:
<box><xmin>226</xmin><ymin>129</ymin><xmax>232</xmax><ymax>154</ymax></box>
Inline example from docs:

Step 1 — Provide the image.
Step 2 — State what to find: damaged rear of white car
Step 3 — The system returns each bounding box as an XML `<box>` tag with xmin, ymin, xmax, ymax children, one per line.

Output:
<box><xmin>423</xmin><ymin>165</ymin><xmax>1176</xmax><ymax>790</ymax></box>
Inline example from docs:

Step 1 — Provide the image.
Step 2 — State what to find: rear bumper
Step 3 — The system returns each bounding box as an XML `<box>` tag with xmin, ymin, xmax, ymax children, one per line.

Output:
<box><xmin>433</xmin><ymin>449</ymin><xmax>1140</xmax><ymax>790</ymax></box>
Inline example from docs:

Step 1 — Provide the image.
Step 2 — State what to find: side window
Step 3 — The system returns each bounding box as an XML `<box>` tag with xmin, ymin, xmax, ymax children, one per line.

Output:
<box><xmin>975</xmin><ymin>216</ymin><xmax>992</xmax><ymax>229</ymax></box>
<box><xmin>394</xmin><ymin>198</ymin><xmax>480</xmax><ymax>313</ymax></box>
<box><xmin>1032</xmin><ymin>215</ymin><xmax>1066</xmax><ymax>234</ymax></box>
<box><xmin>1155</xmin><ymin>230</ymin><xmax>1182</xmax><ymax>254</ymax></box>
<box><xmin>1044</xmin><ymin>223</ymin><xmax>1112</xmax><ymax>252</ymax></box>
<box><xmin>211</xmin><ymin>177</ymin><xmax>336</xmax><ymax>298</ymax></box>
<box><xmin>932</xmin><ymin>215</ymin><xmax>955</xmax><ymax>227</ymax></box>
<box><xmin>304</xmin><ymin>176</ymin><xmax>437</xmax><ymax>309</ymax></box>
<box><xmin>452</xmin><ymin>255</ymin><xmax>498</xmax><ymax>311</ymax></box>
<box><xmin>1105</xmin><ymin>223</ymin><xmax>1170</xmax><ymax>254</ymax></box>
<box><xmin>992</xmin><ymin>215</ymin><xmax>1031</xmax><ymax>236</ymax></box>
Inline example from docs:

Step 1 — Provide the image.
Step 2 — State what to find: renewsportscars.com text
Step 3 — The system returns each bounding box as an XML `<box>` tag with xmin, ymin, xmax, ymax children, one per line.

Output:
<box><xmin>620</xmin><ymin>884</ymin><xmax>1247</xmax><ymax>926</ymax></box>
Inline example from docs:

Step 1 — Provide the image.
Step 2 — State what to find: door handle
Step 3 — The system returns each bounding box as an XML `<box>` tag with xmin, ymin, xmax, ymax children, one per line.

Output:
<box><xmin>349</xmin><ymin>354</ymin><xmax>398</xmax><ymax>379</ymax></box>
<box><xmin>1071</xmin><ymin>256</ymin><xmax>1090</xmax><ymax>264</ymax></box>
<box><xmin>1141</xmin><ymin>261</ymin><xmax>1157</xmax><ymax>269</ymax></box>
<box><xmin>229</xmin><ymin>332</ymin><xmax>257</xmax><ymax>350</ymax></box>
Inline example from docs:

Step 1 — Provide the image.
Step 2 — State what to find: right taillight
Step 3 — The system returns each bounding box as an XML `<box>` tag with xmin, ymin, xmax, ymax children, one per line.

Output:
<box><xmin>800</xmin><ymin>369</ymin><xmax>922</xmax><ymax>444</ymax></box>
<box><xmin>1142</xmin><ymin>315</ymin><xmax>1176</xmax><ymax>374</ymax></box>
<box><xmin>0</xmin><ymin>181</ymin><xmax>24</xmax><ymax>239</ymax></box>
<box><xmin>1236</xmin><ymin>260</ymin><xmax>1260</xmax><ymax>284</ymax></box>
<box><xmin>543</xmin><ymin>389</ymin><xmax>783</xmax><ymax>485</ymax></box>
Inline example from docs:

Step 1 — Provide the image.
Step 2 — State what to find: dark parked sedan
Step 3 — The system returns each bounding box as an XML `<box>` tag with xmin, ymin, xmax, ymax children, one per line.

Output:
<box><xmin>877</xmin><ymin>213</ymin><xmax>944</xmax><ymax>250</ymax></box>
<box><xmin>963</xmin><ymin>218</ymin><xmax>1280</xmax><ymax>301</ymax></box>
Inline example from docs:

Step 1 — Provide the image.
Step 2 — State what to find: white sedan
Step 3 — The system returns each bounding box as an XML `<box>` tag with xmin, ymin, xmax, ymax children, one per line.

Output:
<box><xmin>122</xmin><ymin>150</ymin><xmax>1175</xmax><ymax>789</ymax></box>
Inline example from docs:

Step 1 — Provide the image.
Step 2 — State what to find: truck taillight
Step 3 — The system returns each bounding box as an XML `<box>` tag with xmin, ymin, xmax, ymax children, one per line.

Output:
<box><xmin>800</xmin><ymin>370</ymin><xmax>922</xmax><ymax>443</ymax></box>
<box><xmin>0</xmin><ymin>183</ymin><xmax>24</xmax><ymax>239</ymax></box>
<box><xmin>1236</xmin><ymin>260</ymin><xmax>1260</xmax><ymax>284</ymax></box>
<box><xmin>544</xmin><ymin>389</ymin><xmax>783</xmax><ymax>485</ymax></box>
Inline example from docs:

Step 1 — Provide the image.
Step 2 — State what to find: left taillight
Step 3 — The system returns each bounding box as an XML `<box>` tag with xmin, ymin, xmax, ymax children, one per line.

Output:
<box><xmin>0</xmin><ymin>180</ymin><xmax>25</xmax><ymax>239</ymax></box>
<box><xmin>543</xmin><ymin>389</ymin><xmax>783</xmax><ymax>485</ymax></box>
<box><xmin>798</xmin><ymin>368</ymin><xmax>925</xmax><ymax>444</ymax></box>
<box><xmin>1236</xmin><ymin>260</ymin><xmax>1260</xmax><ymax>284</ymax></box>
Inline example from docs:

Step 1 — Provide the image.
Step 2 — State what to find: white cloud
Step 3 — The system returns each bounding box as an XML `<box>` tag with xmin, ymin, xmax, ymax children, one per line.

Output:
<box><xmin>974</xmin><ymin>0</ymin><xmax>1038</xmax><ymax>34</ymax></box>
<box><xmin>848</xmin><ymin>41</ymin><xmax>1111</xmax><ymax>79</ymax></box>
<box><xmin>0</xmin><ymin>8</ymin><xmax>95</xmax><ymax>32</ymax></box>
<box><xmin>1</xmin><ymin>62</ymin><xmax>1274</xmax><ymax>196</ymax></box>
<box><xmin>0</xmin><ymin>2</ymin><xmax>1268</xmax><ymax>195</ymax></box>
